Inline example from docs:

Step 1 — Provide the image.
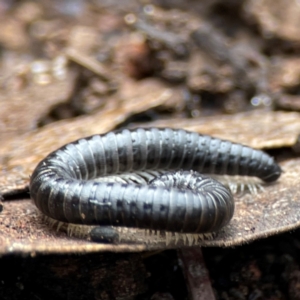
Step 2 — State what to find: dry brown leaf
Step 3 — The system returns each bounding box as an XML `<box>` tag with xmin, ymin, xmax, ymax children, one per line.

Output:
<box><xmin>269</xmin><ymin>57</ymin><xmax>300</xmax><ymax>91</ymax></box>
<box><xmin>247</xmin><ymin>0</ymin><xmax>300</xmax><ymax>43</ymax></box>
<box><xmin>0</xmin><ymin>199</ymin><xmax>146</xmax><ymax>254</ymax></box>
<box><xmin>136</xmin><ymin>110</ymin><xmax>300</xmax><ymax>149</ymax></box>
<box><xmin>0</xmin><ymin>79</ymin><xmax>73</xmax><ymax>142</ymax></box>
<box><xmin>0</xmin><ymin>158</ymin><xmax>298</xmax><ymax>254</ymax></box>
<box><xmin>0</xmin><ymin>79</ymin><xmax>175</xmax><ymax>194</ymax></box>
<box><xmin>1</xmin><ymin>110</ymin><xmax>300</xmax><ymax>253</ymax></box>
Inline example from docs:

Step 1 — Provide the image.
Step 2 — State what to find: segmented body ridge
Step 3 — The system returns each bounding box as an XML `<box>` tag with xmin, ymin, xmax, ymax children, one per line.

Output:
<box><xmin>30</xmin><ymin>128</ymin><xmax>281</xmax><ymax>233</ymax></box>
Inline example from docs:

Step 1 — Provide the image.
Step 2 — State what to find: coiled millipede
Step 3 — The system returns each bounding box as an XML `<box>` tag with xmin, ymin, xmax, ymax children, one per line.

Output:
<box><xmin>29</xmin><ymin>128</ymin><xmax>281</xmax><ymax>241</ymax></box>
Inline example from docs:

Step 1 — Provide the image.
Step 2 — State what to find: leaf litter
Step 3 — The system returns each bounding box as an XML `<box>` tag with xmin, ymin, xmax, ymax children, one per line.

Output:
<box><xmin>1</xmin><ymin>110</ymin><xmax>300</xmax><ymax>254</ymax></box>
<box><xmin>1</xmin><ymin>0</ymin><xmax>300</xmax><ymax>257</ymax></box>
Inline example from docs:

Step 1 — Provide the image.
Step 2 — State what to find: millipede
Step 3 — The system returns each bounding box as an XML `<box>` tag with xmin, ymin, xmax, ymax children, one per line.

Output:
<box><xmin>29</xmin><ymin>128</ymin><xmax>281</xmax><ymax>237</ymax></box>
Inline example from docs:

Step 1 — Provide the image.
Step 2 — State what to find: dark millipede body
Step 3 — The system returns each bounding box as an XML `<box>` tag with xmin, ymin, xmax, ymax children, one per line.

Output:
<box><xmin>29</xmin><ymin>128</ymin><xmax>281</xmax><ymax>233</ymax></box>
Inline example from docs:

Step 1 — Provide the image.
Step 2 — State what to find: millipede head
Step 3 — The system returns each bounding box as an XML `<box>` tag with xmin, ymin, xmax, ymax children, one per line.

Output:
<box><xmin>260</xmin><ymin>162</ymin><xmax>282</xmax><ymax>183</ymax></box>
